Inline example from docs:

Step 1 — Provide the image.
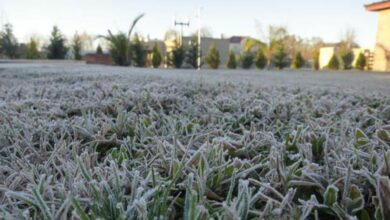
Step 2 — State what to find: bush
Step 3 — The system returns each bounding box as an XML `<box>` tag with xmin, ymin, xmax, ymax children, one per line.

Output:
<box><xmin>340</xmin><ymin>49</ymin><xmax>354</xmax><ymax>70</ymax></box>
<box><xmin>151</xmin><ymin>43</ymin><xmax>162</xmax><ymax>68</ymax></box>
<box><xmin>272</xmin><ymin>45</ymin><xmax>287</xmax><ymax>70</ymax></box>
<box><xmin>291</xmin><ymin>52</ymin><xmax>305</xmax><ymax>69</ymax></box>
<box><xmin>47</xmin><ymin>26</ymin><xmax>68</xmax><ymax>59</ymax></box>
<box><xmin>327</xmin><ymin>54</ymin><xmax>340</xmax><ymax>70</ymax></box>
<box><xmin>355</xmin><ymin>53</ymin><xmax>367</xmax><ymax>70</ymax></box>
<box><xmin>205</xmin><ymin>43</ymin><xmax>220</xmax><ymax>69</ymax></box>
<box><xmin>240</xmin><ymin>51</ymin><xmax>254</xmax><ymax>69</ymax></box>
<box><xmin>185</xmin><ymin>38</ymin><xmax>201</xmax><ymax>69</ymax></box>
<box><xmin>130</xmin><ymin>34</ymin><xmax>146</xmax><ymax>67</ymax></box>
<box><xmin>254</xmin><ymin>49</ymin><xmax>267</xmax><ymax>69</ymax></box>
<box><xmin>96</xmin><ymin>45</ymin><xmax>103</xmax><ymax>55</ymax></box>
<box><xmin>313</xmin><ymin>51</ymin><xmax>320</xmax><ymax>70</ymax></box>
<box><xmin>169</xmin><ymin>44</ymin><xmax>185</xmax><ymax>68</ymax></box>
<box><xmin>26</xmin><ymin>38</ymin><xmax>40</xmax><ymax>59</ymax></box>
<box><xmin>226</xmin><ymin>50</ymin><xmax>237</xmax><ymax>69</ymax></box>
<box><xmin>72</xmin><ymin>32</ymin><xmax>83</xmax><ymax>60</ymax></box>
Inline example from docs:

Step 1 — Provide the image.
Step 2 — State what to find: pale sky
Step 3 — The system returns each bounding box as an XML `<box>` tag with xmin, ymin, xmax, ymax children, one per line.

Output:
<box><xmin>0</xmin><ymin>0</ymin><xmax>380</xmax><ymax>48</ymax></box>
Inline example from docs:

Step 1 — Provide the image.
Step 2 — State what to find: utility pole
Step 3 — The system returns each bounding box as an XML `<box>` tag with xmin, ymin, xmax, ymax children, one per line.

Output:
<box><xmin>174</xmin><ymin>18</ymin><xmax>189</xmax><ymax>46</ymax></box>
<box><xmin>197</xmin><ymin>8</ymin><xmax>202</xmax><ymax>70</ymax></box>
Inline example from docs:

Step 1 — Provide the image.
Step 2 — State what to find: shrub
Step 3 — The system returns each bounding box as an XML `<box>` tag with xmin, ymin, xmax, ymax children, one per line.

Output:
<box><xmin>26</xmin><ymin>38</ymin><xmax>40</xmax><ymax>59</ymax></box>
<box><xmin>291</xmin><ymin>52</ymin><xmax>305</xmax><ymax>69</ymax></box>
<box><xmin>169</xmin><ymin>44</ymin><xmax>185</xmax><ymax>68</ymax></box>
<box><xmin>272</xmin><ymin>45</ymin><xmax>287</xmax><ymax>70</ymax></box>
<box><xmin>185</xmin><ymin>38</ymin><xmax>201</xmax><ymax>69</ymax></box>
<box><xmin>240</xmin><ymin>51</ymin><xmax>254</xmax><ymax>69</ymax></box>
<box><xmin>255</xmin><ymin>48</ymin><xmax>267</xmax><ymax>69</ymax></box>
<box><xmin>130</xmin><ymin>34</ymin><xmax>146</xmax><ymax>67</ymax></box>
<box><xmin>96</xmin><ymin>45</ymin><xmax>103</xmax><ymax>55</ymax></box>
<box><xmin>205</xmin><ymin>43</ymin><xmax>220</xmax><ymax>69</ymax></box>
<box><xmin>71</xmin><ymin>32</ymin><xmax>83</xmax><ymax>60</ymax></box>
<box><xmin>340</xmin><ymin>49</ymin><xmax>354</xmax><ymax>70</ymax></box>
<box><xmin>355</xmin><ymin>53</ymin><xmax>367</xmax><ymax>70</ymax></box>
<box><xmin>313</xmin><ymin>51</ymin><xmax>320</xmax><ymax>70</ymax></box>
<box><xmin>226</xmin><ymin>50</ymin><xmax>237</xmax><ymax>69</ymax></box>
<box><xmin>47</xmin><ymin>26</ymin><xmax>68</xmax><ymax>59</ymax></box>
<box><xmin>151</xmin><ymin>43</ymin><xmax>162</xmax><ymax>68</ymax></box>
<box><xmin>327</xmin><ymin>54</ymin><xmax>340</xmax><ymax>70</ymax></box>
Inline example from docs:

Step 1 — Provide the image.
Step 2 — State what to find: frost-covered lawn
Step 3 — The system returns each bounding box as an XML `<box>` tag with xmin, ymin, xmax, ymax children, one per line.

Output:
<box><xmin>1</xmin><ymin>63</ymin><xmax>390</xmax><ymax>219</ymax></box>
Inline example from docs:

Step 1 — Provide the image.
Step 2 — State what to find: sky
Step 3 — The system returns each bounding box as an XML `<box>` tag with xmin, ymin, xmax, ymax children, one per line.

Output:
<box><xmin>0</xmin><ymin>0</ymin><xmax>380</xmax><ymax>48</ymax></box>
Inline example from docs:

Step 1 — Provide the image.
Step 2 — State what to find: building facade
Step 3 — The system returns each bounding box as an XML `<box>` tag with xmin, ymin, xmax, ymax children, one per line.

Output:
<box><xmin>182</xmin><ymin>37</ymin><xmax>230</xmax><ymax>68</ymax></box>
<box><xmin>319</xmin><ymin>46</ymin><xmax>373</xmax><ymax>70</ymax></box>
<box><xmin>366</xmin><ymin>1</ymin><xmax>390</xmax><ymax>71</ymax></box>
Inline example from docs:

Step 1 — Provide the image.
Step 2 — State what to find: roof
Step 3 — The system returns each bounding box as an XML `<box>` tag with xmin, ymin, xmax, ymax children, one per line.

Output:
<box><xmin>321</xmin><ymin>42</ymin><xmax>360</xmax><ymax>49</ymax></box>
<box><xmin>144</xmin><ymin>40</ymin><xmax>166</xmax><ymax>51</ymax></box>
<box><xmin>230</xmin><ymin>36</ymin><xmax>245</xmax><ymax>43</ymax></box>
<box><xmin>365</xmin><ymin>1</ymin><xmax>390</xmax><ymax>11</ymax></box>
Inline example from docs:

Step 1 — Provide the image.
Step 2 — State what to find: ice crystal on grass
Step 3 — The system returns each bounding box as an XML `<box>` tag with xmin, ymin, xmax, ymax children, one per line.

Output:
<box><xmin>1</xmin><ymin>64</ymin><xmax>390</xmax><ymax>219</ymax></box>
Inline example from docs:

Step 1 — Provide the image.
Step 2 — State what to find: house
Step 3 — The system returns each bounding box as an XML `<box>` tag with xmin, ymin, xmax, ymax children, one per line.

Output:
<box><xmin>319</xmin><ymin>47</ymin><xmax>336</xmax><ymax>69</ymax></box>
<box><xmin>181</xmin><ymin>36</ymin><xmax>230</xmax><ymax>68</ymax></box>
<box><xmin>83</xmin><ymin>53</ymin><xmax>112</xmax><ymax>65</ymax></box>
<box><xmin>144</xmin><ymin>40</ymin><xmax>167</xmax><ymax>68</ymax></box>
<box><xmin>365</xmin><ymin>1</ymin><xmax>390</xmax><ymax>71</ymax></box>
<box><xmin>163</xmin><ymin>36</ymin><xmax>230</xmax><ymax>68</ymax></box>
<box><xmin>229</xmin><ymin>36</ymin><xmax>248</xmax><ymax>55</ymax></box>
<box><xmin>319</xmin><ymin>44</ymin><xmax>373</xmax><ymax>69</ymax></box>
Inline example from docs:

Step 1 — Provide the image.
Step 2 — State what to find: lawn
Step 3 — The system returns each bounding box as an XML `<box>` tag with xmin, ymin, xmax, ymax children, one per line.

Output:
<box><xmin>1</xmin><ymin>63</ymin><xmax>390</xmax><ymax>219</ymax></box>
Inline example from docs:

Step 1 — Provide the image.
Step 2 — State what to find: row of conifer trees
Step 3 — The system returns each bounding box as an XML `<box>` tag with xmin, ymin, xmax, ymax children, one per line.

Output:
<box><xmin>163</xmin><ymin>42</ymin><xmax>307</xmax><ymax>70</ymax></box>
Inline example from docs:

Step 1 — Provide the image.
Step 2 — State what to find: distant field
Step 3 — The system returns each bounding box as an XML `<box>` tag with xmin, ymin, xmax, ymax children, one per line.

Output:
<box><xmin>1</xmin><ymin>64</ymin><xmax>390</xmax><ymax>219</ymax></box>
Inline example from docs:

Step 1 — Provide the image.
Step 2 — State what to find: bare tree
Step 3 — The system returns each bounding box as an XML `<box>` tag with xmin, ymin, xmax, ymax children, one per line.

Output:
<box><xmin>341</xmin><ymin>28</ymin><xmax>358</xmax><ymax>49</ymax></box>
<box><xmin>164</xmin><ymin>29</ymin><xmax>179</xmax><ymax>41</ymax></box>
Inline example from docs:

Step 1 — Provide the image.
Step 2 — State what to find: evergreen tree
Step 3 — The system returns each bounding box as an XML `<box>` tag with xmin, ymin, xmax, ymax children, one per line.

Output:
<box><xmin>185</xmin><ymin>38</ymin><xmax>201</xmax><ymax>69</ymax></box>
<box><xmin>255</xmin><ymin>48</ymin><xmax>267</xmax><ymax>69</ymax></box>
<box><xmin>355</xmin><ymin>53</ymin><xmax>367</xmax><ymax>70</ymax></box>
<box><xmin>240</xmin><ymin>51</ymin><xmax>254</xmax><ymax>69</ymax></box>
<box><xmin>291</xmin><ymin>52</ymin><xmax>305</xmax><ymax>69</ymax></box>
<box><xmin>151</xmin><ymin>43</ymin><xmax>162</xmax><ymax>68</ymax></box>
<box><xmin>313</xmin><ymin>51</ymin><xmax>320</xmax><ymax>70</ymax></box>
<box><xmin>47</xmin><ymin>26</ymin><xmax>68</xmax><ymax>59</ymax></box>
<box><xmin>96</xmin><ymin>44</ymin><xmax>103</xmax><ymax>55</ymax></box>
<box><xmin>26</xmin><ymin>38</ymin><xmax>40</xmax><ymax>59</ymax></box>
<box><xmin>168</xmin><ymin>43</ymin><xmax>185</xmax><ymax>68</ymax></box>
<box><xmin>0</xmin><ymin>23</ymin><xmax>19</xmax><ymax>59</ymax></box>
<box><xmin>226</xmin><ymin>50</ymin><xmax>237</xmax><ymax>69</ymax></box>
<box><xmin>130</xmin><ymin>34</ymin><xmax>146</xmax><ymax>67</ymax></box>
<box><xmin>339</xmin><ymin>49</ymin><xmax>354</xmax><ymax>70</ymax></box>
<box><xmin>272</xmin><ymin>45</ymin><xmax>287</xmax><ymax>70</ymax></box>
<box><xmin>327</xmin><ymin>54</ymin><xmax>340</xmax><ymax>70</ymax></box>
<box><xmin>72</xmin><ymin>32</ymin><xmax>83</xmax><ymax>60</ymax></box>
<box><xmin>205</xmin><ymin>43</ymin><xmax>220</xmax><ymax>69</ymax></box>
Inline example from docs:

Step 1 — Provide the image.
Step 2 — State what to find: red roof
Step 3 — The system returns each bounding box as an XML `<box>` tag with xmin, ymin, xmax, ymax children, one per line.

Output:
<box><xmin>366</xmin><ymin>1</ymin><xmax>390</xmax><ymax>11</ymax></box>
